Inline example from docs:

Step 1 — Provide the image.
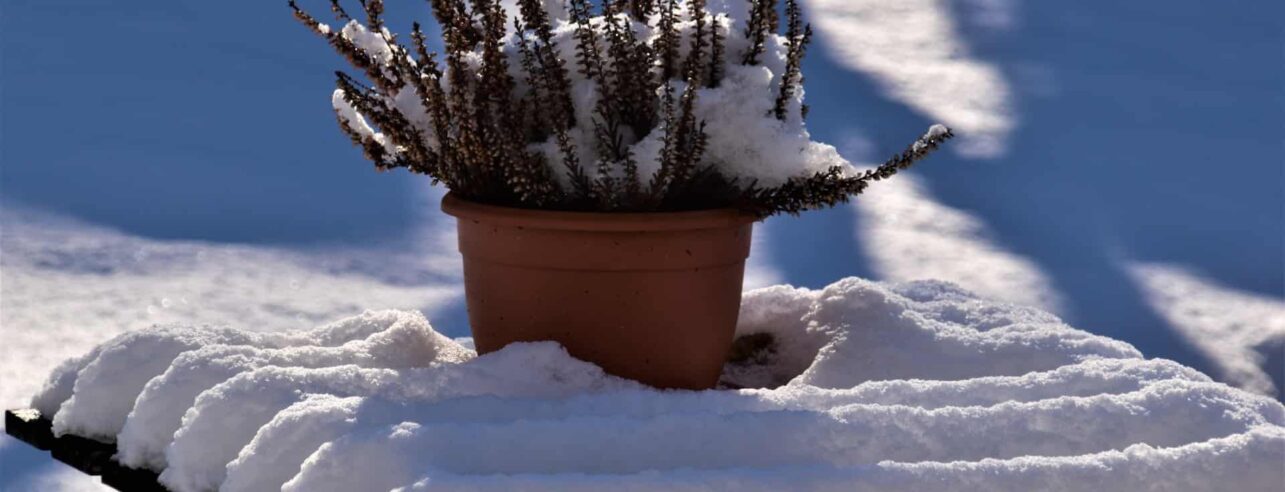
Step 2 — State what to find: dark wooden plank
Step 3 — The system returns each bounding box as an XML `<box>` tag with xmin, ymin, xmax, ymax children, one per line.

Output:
<box><xmin>49</xmin><ymin>433</ymin><xmax>115</xmax><ymax>475</ymax></box>
<box><xmin>102</xmin><ymin>460</ymin><xmax>170</xmax><ymax>492</ymax></box>
<box><xmin>5</xmin><ymin>409</ymin><xmax>168</xmax><ymax>492</ymax></box>
<box><xmin>5</xmin><ymin>408</ymin><xmax>55</xmax><ymax>450</ymax></box>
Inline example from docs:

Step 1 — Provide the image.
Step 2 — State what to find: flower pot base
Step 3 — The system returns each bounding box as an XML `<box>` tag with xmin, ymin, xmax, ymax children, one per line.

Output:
<box><xmin>444</xmin><ymin>194</ymin><xmax>756</xmax><ymax>390</ymax></box>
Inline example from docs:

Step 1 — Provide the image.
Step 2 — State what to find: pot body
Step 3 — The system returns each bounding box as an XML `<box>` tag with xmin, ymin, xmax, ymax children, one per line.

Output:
<box><xmin>442</xmin><ymin>194</ymin><xmax>756</xmax><ymax>389</ymax></box>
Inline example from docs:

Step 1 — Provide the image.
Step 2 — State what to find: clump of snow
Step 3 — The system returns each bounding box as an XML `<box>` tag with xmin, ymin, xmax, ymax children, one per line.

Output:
<box><xmin>333</xmin><ymin>89</ymin><xmax>394</xmax><ymax>156</ymax></box>
<box><xmin>926</xmin><ymin>123</ymin><xmax>951</xmax><ymax>139</ymax></box>
<box><xmin>31</xmin><ymin>277</ymin><xmax>1285</xmax><ymax>491</ymax></box>
<box><xmin>338</xmin><ymin>21</ymin><xmax>395</xmax><ymax>66</ymax></box>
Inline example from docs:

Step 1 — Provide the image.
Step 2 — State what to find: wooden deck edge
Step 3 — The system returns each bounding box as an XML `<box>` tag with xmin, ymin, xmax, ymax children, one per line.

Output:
<box><xmin>5</xmin><ymin>409</ymin><xmax>168</xmax><ymax>492</ymax></box>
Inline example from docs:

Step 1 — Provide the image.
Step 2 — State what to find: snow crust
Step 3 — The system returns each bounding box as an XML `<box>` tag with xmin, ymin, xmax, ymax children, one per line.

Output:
<box><xmin>30</xmin><ymin>278</ymin><xmax>1285</xmax><ymax>491</ymax></box>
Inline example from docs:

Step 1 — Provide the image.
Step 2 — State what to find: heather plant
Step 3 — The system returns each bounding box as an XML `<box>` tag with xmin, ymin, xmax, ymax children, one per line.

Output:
<box><xmin>291</xmin><ymin>0</ymin><xmax>953</xmax><ymax>216</ymax></box>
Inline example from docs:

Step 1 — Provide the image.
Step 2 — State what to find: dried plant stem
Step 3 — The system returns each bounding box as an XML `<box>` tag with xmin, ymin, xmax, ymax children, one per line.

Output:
<box><xmin>773</xmin><ymin>0</ymin><xmax>812</xmax><ymax>121</ymax></box>
<box><xmin>292</xmin><ymin>0</ymin><xmax>952</xmax><ymax>216</ymax></box>
<box><xmin>747</xmin><ymin>126</ymin><xmax>955</xmax><ymax>215</ymax></box>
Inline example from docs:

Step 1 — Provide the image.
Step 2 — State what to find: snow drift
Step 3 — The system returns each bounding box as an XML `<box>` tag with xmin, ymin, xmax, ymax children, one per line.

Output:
<box><xmin>30</xmin><ymin>277</ymin><xmax>1285</xmax><ymax>491</ymax></box>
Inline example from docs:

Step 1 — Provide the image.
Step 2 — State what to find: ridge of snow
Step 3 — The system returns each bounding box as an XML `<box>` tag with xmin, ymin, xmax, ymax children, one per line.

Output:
<box><xmin>114</xmin><ymin>310</ymin><xmax>472</xmax><ymax>470</ymax></box>
<box><xmin>29</xmin><ymin>277</ymin><xmax>1285</xmax><ymax>492</ymax></box>
<box><xmin>0</xmin><ymin>205</ymin><xmax>462</xmax><ymax>418</ymax></box>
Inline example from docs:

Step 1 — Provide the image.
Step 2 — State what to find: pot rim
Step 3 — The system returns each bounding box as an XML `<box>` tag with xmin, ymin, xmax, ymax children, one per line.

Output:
<box><xmin>442</xmin><ymin>193</ymin><xmax>759</xmax><ymax>232</ymax></box>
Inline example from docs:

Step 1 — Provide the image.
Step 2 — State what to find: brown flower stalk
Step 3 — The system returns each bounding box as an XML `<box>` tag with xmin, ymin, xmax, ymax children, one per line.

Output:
<box><xmin>773</xmin><ymin>0</ymin><xmax>812</xmax><ymax>121</ymax></box>
<box><xmin>291</xmin><ymin>0</ymin><xmax>952</xmax><ymax>216</ymax></box>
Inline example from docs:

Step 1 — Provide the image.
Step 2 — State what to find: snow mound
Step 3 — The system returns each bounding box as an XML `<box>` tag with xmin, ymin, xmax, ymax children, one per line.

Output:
<box><xmin>30</xmin><ymin>278</ymin><xmax>1284</xmax><ymax>491</ymax></box>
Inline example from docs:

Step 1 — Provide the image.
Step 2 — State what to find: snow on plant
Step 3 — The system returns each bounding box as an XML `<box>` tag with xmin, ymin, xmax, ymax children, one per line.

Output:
<box><xmin>290</xmin><ymin>0</ymin><xmax>953</xmax><ymax>214</ymax></box>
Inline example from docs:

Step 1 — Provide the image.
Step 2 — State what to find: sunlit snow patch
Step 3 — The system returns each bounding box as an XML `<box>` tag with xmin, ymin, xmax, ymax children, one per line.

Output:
<box><xmin>807</xmin><ymin>0</ymin><xmax>1014</xmax><ymax>157</ymax></box>
<box><xmin>851</xmin><ymin>173</ymin><xmax>1064</xmax><ymax>313</ymax></box>
<box><xmin>29</xmin><ymin>277</ymin><xmax>1284</xmax><ymax>492</ymax></box>
<box><xmin>1128</xmin><ymin>262</ymin><xmax>1285</xmax><ymax>396</ymax></box>
<box><xmin>743</xmin><ymin>223</ymin><xmax>785</xmax><ymax>290</ymax></box>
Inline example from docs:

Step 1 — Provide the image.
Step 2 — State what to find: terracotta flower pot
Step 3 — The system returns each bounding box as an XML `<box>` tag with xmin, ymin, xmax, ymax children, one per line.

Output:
<box><xmin>442</xmin><ymin>193</ymin><xmax>757</xmax><ymax>390</ymax></box>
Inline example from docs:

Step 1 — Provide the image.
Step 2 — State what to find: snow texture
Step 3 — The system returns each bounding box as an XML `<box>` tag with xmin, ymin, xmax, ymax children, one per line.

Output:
<box><xmin>30</xmin><ymin>277</ymin><xmax>1284</xmax><ymax>492</ymax></box>
<box><xmin>0</xmin><ymin>204</ymin><xmax>462</xmax><ymax>422</ymax></box>
<box><xmin>114</xmin><ymin>310</ymin><xmax>472</xmax><ymax>470</ymax></box>
<box><xmin>0</xmin><ymin>201</ymin><xmax>778</xmax><ymax>423</ymax></box>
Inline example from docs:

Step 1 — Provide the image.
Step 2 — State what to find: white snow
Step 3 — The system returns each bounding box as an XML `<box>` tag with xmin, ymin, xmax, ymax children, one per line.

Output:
<box><xmin>849</xmin><ymin>171</ymin><xmax>1064</xmax><ymax>312</ymax></box>
<box><xmin>1128</xmin><ymin>262</ymin><xmax>1285</xmax><ymax>396</ymax></box>
<box><xmin>113</xmin><ymin>310</ymin><xmax>472</xmax><ymax>470</ymax></box>
<box><xmin>926</xmin><ymin>123</ymin><xmax>951</xmax><ymax>139</ymax></box>
<box><xmin>806</xmin><ymin>0</ymin><xmax>1014</xmax><ymax>157</ymax></box>
<box><xmin>0</xmin><ymin>186</ymin><xmax>784</xmax><ymax>428</ymax></box>
<box><xmin>686</xmin><ymin>62</ymin><xmax>850</xmax><ymax>186</ymax></box>
<box><xmin>29</xmin><ymin>277</ymin><xmax>1284</xmax><ymax>492</ymax></box>
<box><xmin>0</xmin><ymin>202</ymin><xmax>462</xmax><ymax>423</ymax></box>
<box><xmin>339</xmin><ymin>21</ymin><xmax>395</xmax><ymax>65</ymax></box>
<box><xmin>332</xmin><ymin>89</ymin><xmax>395</xmax><ymax>156</ymax></box>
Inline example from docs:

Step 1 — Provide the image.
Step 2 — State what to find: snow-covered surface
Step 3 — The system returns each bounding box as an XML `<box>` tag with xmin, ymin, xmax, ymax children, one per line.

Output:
<box><xmin>3</xmin><ymin>1</ymin><xmax>1281</xmax><ymax>490</ymax></box>
<box><xmin>0</xmin><ymin>206</ymin><xmax>463</xmax><ymax>421</ymax></box>
<box><xmin>28</xmin><ymin>278</ymin><xmax>1285</xmax><ymax>492</ymax></box>
<box><xmin>0</xmin><ymin>202</ymin><xmax>779</xmax><ymax>422</ymax></box>
<box><xmin>804</xmin><ymin>0</ymin><xmax>1284</xmax><ymax>401</ymax></box>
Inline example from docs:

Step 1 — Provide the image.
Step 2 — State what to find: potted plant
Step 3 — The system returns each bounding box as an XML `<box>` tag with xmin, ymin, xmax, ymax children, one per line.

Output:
<box><xmin>291</xmin><ymin>0</ymin><xmax>952</xmax><ymax>389</ymax></box>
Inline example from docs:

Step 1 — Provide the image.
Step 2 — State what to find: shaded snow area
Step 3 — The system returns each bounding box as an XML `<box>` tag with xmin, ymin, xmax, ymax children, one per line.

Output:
<box><xmin>29</xmin><ymin>278</ymin><xmax>1284</xmax><ymax>492</ymax></box>
<box><xmin>801</xmin><ymin>0</ymin><xmax>1285</xmax><ymax>399</ymax></box>
<box><xmin>0</xmin><ymin>206</ymin><xmax>463</xmax><ymax>420</ymax></box>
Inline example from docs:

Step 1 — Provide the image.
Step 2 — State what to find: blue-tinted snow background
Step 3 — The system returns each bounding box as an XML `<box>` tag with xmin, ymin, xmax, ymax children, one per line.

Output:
<box><xmin>2</xmin><ymin>0</ymin><xmax>1282</xmax><ymax>489</ymax></box>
